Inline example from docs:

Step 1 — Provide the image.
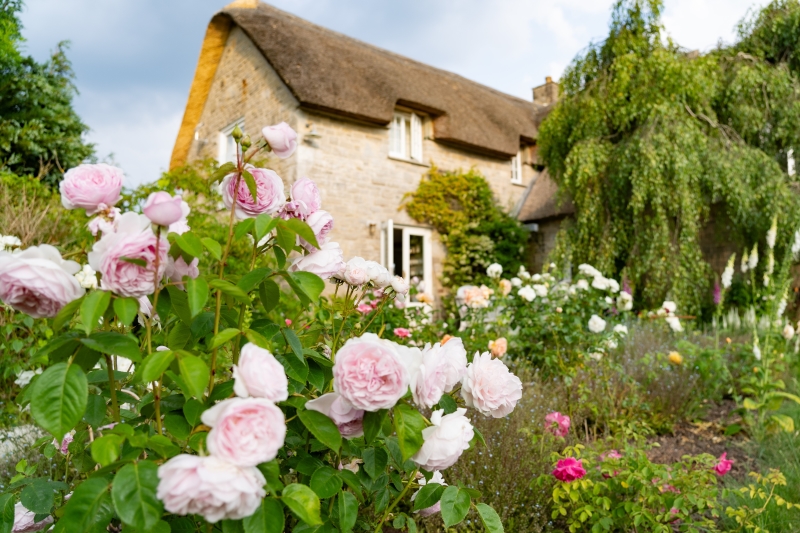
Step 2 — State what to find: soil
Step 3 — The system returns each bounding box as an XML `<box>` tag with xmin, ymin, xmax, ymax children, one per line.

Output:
<box><xmin>646</xmin><ymin>400</ymin><xmax>754</xmax><ymax>478</ymax></box>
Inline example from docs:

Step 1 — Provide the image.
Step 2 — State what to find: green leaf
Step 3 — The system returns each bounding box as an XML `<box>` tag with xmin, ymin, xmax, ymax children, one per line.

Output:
<box><xmin>298</xmin><ymin>409</ymin><xmax>342</xmax><ymax>453</ymax></box>
<box><xmin>413</xmin><ymin>483</ymin><xmax>445</xmax><ymax>511</ymax></box>
<box><xmin>283</xmin><ymin>328</ymin><xmax>304</xmax><ymax>361</ymax></box>
<box><xmin>175</xmin><ymin>231</ymin><xmax>204</xmax><ymax>258</ymax></box>
<box><xmin>54</xmin><ymin>477</ymin><xmax>114</xmax><ymax>533</ymax></box>
<box><xmin>258</xmin><ymin>460</ymin><xmax>285</xmax><ymax>494</ymax></box>
<box><xmin>476</xmin><ymin>503</ymin><xmax>504</xmax><ymax>533</ymax></box>
<box><xmin>234</xmin><ymin>219</ymin><xmax>255</xmax><ymax>240</ymax></box>
<box><xmin>209</xmin><ymin>279</ymin><xmax>251</xmax><ymax>304</ymax></box>
<box><xmin>164</xmin><ymin>413</ymin><xmax>192</xmax><ymax>440</ymax></box>
<box><xmin>81</xmin><ymin>332</ymin><xmax>142</xmax><ymax>361</ymax></box>
<box><xmin>771</xmin><ymin>413</ymin><xmax>795</xmax><ymax>432</ymax></box>
<box><xmin>166</xmin><ymin>285</ymin><xmax>192</xmax><ymax>325</ymax></box>
<box><xmin>338</xmin><ymin>491</ymin><xmax>358</xmax><ymax>533</ymax></box>
<box><xmin>244</xmin><ymin>329</ymin><xmax>271</xmax><ymax>350</ymax></box>
<box><xmin>241</xmin><ymin>169</ymin><xmax>259</xmax><ymax>206</ymax></box>
<box><xmin>54</xmin><ymin>296</ymin><xmax>84</xmax><ymax>330</ymax></box>
<box><xmin>0</xmin><ymin>493</ymin><xmax>13</xmax><ymax>533</ymax></box>
<box><xmin>275</xmin><ymin>225</ymin><xmax>296</xmax><ymax>253</ymax></box>
<box><xmin>209</xmin><ymin>328</ymin><xmax>241</xmax><ymax>349</ymax></box>
<box><xmin>120</xmin><ymin>256</ymin><xmax>147</xmax><ymax>267</ymax></box>
<box><xmin>440</xmin><ymin>486</ymin><xmax>470</xmax><ymax>528</ymax></box>
<box><xmin>177</xmin><ymin>353</ymin><xmax>210</xmax><ymax>399</ymax></box>
<box><xmin>289</xmin><ymin>272</ymin><xmax>325</xmax><ymax>303</ymax></box>
<box><xmin>167</xmin><ymin>322</ymin><xmax>192</xmax><ymax>350</ymax></box>
<box><xmin>239</xmin><ymin>268</ymin><xmax>274</xmax><ymax>293</ymax></box>
<box><xmin>393</xmin><ymin>403</ymin><xmax>426</xmax><ymax>462</ymax></box>
<box><xmin>438</xmin><ymin>394</ymin><xmax>457</xmax><ymax>414</ymax></box>
<box><xmin>362</xmin><ymin>447</ymin><xmax>388</xmax><ymax>479</ymax></box>
<box><xmin>743</xmin><ymin>398</ymin><xmax>760</xmax><ymax>410</ymax></box>
<box><xmin>141</xmin><ymin>349</ymin><xmax>175</xmax><ymax>383</ymax></box>
<box><xmin>111</xmin><ymin>461</ymin><xmax>163</xmax><ymax>531</ymax></box>
<box><xmin>30</xmin><ymin>362</ymin><xmax>88</xmax><ymax>441</ymax></box>
<box><xmin>282</xmin><ymin>484</ymin><xmax>322</xmax><ymax>526</ymax></box>
<box><xmin>84</xmin><ymin>394</ymin><xmax>107</xmax><ymax>427</ymax></box>
<box><xmin>243</xmin><ymin>497</ymin><xmax>284</xmax><ymax>533</ymax></box>
<box><xmin>362</xmin><ymin>410</ymin><xmax>388</xmax><ymax>445</ymax></box>
<box><xmin>212</xmin><ymin>161</ymin><xmax>237</xmax><ymax>181</ymax></box>
<box><xmin>183</xmin><ymin>398</ymin><xmax>206</xmax><ymax>426</ymax></box>
<box><xmin>280</xmin><ymin>218</ymin><xmax>320</xmax><ymax>249</ymax></box>
<box><xmin>20</xmin><ymin>479</ymin><xmax>54</xmax><ymax>514</ymax></box>
<box><xmin>80</xmin><ymin>290</ymin><xmax>111</xmax><ymax>335</ymax></box>
<box><xmin>309</xmin><ymin>466</ymin><xmax>342</xmax><ymax>499</ymax></box>
<box><xmin>275</xmin><ymin>353</ymin><xmax>308</xmax><ymax>383</ymax></box>
<box><xmin>148</xmin><ymin>435</ymin><xmax>180</xmax><ymax>459</ymax></box>
<box><xmin>273</xmin><ymin>245</ymin><xmax>286</xmax><ymax>269</ymax></box>
<box><xmin>91</xmin><ymin>434</ymin><xmax>124</xmax><ymax>466</ymax></box>
<box><xmin>186</xmin><ymin>277</ymin><xmax>209</xmax><ymax>318</ymax></box>
<box><xmin>259</xmin><ymin>279</ymin><xmax>281</xmax><ymax>314</ymax></box>
<box><xmin>201</xmin><ymin>238</ymin><xmax>222</xmax><ymax>260</ymax></box>
<box><xmin>114</xmin><ymin>297</ymin><xmax>139</xmax><ymax>326</ymax></box>
<box><xmin>255</xmin><ymin>214</ymin><xmax>278</xmax><ymax>242</ymax></box>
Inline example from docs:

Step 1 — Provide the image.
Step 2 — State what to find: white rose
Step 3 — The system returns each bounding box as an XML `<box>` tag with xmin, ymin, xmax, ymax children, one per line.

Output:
<box><xmin>391</xmin><ymin>276</ymin><xmax>409</xmax><ymax>295</ymax></box>
<box><xmin>578</xmin><ymin>264</ymin><xmax>601</xmax><ymax>278</ymax></box>
<box><xmin>411</xmin><ymin>408</ymin><xmax>474</xmax><ymax>471</ymax></box>
<box><xmin>343</xmin><ymin>257</ymin><xmax>369</xmax><ymax>286</ymax></box>
<box><xmin>606</xmin><ymin>279</ymin><xmax>620</xmax><ymax>293</ymax></box>
<box><xmin>289</xmin><ymin>242</ymin><xmax>346</xmax><ymax>280</ymax></box>
<box><xmin>575</xmin><ymin>279</ymin><xmax>589</xmax><ymax>291</ymax></box>
<box><xmin>591</xmin><ymin>276</ymin><xmax>610</xmax><ymax>291</ymax></box>
<box><xmin>617</xmin><ymin>291</ymin><xmax>633</xmax><ymax>311</ymax></box>
<box><xmin>782</xmin><ymin>323</ymin><xmax>795</xmax><ymax>340</ymax></box>
<box><xmin>666</xmin><ymin>316</ymin><xmax>683</xmax><ymax>332</ymax></box>
<box><xmin>662</xmin><ymin>301</ymin><xmax>677</xmax><ymax>315</ymax></box>
<box><xmin>510</xmin><ymin>277</ymin><xmax>522</xmax><ymax>287</ymax></box>
<box><xmin>532</xmin><ymin>284</ymin><xmax>548</xmax><ymax>297</ymax></box>
<box><xmin>588</xmin><ymin>314</ymin><xmax>606</xmax><ymax>333</ymax></box>
<box><xmin>518</xmin><ymin>286</ymin><xmax>536</xmax><ymax>302</ymax></box>
<box><xmin>461</xmin><ymin>352</ymin><xmax>522</xmax><ymax>418</ymax></box>
<box><xmin>613</xmin><ymin>324</ymin><xmax>628</xmax><ymax>336</ymax></box>
<box><xmin>486</xmin><ymin>263</ymin><xmax>503</xmax><ymax>279</ymax></box>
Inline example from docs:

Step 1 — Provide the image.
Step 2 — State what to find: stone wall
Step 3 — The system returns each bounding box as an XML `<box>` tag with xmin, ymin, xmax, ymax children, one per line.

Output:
<box><xmin>187</xmin><ymin>27</ymin><xmax>535</xmax><ymax>298</ymax></box>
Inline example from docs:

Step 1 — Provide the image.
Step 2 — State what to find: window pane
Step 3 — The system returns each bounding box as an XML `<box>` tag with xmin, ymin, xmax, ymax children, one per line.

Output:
<box><xmin>392</xmin><ymin>228</ymin><xmax>403</xmax><ymax>276</ymax></box>
<box><xmin>408</xmin><ymin>234</ymin><xmax>424</xmax><ymax>280</ymax></box>
<box><xmin>404</xmin><ymin>117</ymin><xmax>412</xmax><ymax>158</ymax></box>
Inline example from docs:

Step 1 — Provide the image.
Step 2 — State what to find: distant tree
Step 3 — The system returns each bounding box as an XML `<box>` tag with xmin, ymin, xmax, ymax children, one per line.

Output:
<box><xmin>539</xmin><ymin>0</ymin><xmax>800</xmax><ymax>314</ymax></box>
<box><xmin>0</xmin><ymin>0</ymin><xmax>93</xmax><ymax>185</ymax></box>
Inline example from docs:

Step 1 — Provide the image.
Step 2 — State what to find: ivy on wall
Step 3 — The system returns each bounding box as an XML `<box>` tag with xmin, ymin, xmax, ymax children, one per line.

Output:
<box><xmin>403</xmin><ymin>165</ymin><xmax>527</xmax><ymax>287</ymax></box>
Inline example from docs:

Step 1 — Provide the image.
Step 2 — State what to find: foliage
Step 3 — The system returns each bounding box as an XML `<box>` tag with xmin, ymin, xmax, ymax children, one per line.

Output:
<box><xmin>0</xmin><ymin>0</ymin><xmax>93</xmax><ymax>184</ymax></box>
<box><xmin>403</xmin><ymin>166</ymin><xmax>527</xmax><ymax>288</ymax></box>
<box><xmin>725</xmin><ymin>469</ymin><xmax>800</xmax><ymax>532</ymax></box>
<box><xmin>538</xmin><ymin>0</ymin><xmax>800</xmax><ymax>314</ymax></box>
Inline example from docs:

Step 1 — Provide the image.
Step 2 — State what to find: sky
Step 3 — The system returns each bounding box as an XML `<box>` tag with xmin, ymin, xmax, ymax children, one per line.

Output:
<box><xmin>18</xmin><ymin>0</ymin><xmax>768</xmax><ymax>186</ymax></box>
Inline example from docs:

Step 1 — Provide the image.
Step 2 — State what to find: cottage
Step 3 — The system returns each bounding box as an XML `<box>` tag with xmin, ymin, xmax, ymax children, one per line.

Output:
<box><xmin>171</xmin><ymin>0</ymin><xmax>553</xmax><ymax>300</ymax></box>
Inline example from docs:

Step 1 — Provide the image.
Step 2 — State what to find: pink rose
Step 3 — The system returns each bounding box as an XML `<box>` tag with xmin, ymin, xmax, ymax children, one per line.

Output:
<box><xmin>302</xmin><ymin>210</ymin><xmax>333</xmax><ymax>250</ymax></box>
<box><xmin>333</xmin><ymin>333</ymin><xmax>409</xmax><ymax>411</ymax></box>
<box><xmin>601</xmin><ymin>449</ymin><xmax>622</xmax><ymax>460</ymax></box>
<box><xmin>58</xmin><ymin>432</ymin><xmax>73</xmax><ymax>455</ymax></box>
<box><xmin>285</xmin><ymin>318</ymin><xmax>292</xmax><ymax>326</ymax></box>
<box><xmin>261</xmin><ymin>122</ymin><xmax>297</xmax><ymax>159</ymax></box>
<box><xmin>488</xmin><ymin>337</ymin><xmax>508</xmax><ymax>358</ymax></box>
<box><xmin>408</xmin><ymin>340</ymin><xmax>467</xmax><ymax>409</ymax></box>
<box><xmin>88</xmin><ymin>213</ymin><xmax>168</xmax><ymax>298</ymax></box>
<box><xmin>201</xmin><ymin>397</ymin><xmax>286</xmax><ymax>467</ymax></box>
<box><xmin>356</xmin><ymin>303</ymin><xmax>373</xmax><ymax>314</ymax></box>
<box><xmin>289</xmin><ymin>241</ymin><xmax>346</xmax><ymax>280</ymax></box>
<box><xmin>13</xmin><ymin>501</ymin><xmax>53</xmax><ymax>532</ymax></box>
<box><xmin>232</xmin><ymin>343</ymin><xmax>289</xmax><ymax>402</ymax></box>
<box><xmin>461</xmin><ymin>352</ymin><xmax>523</xmax><ymax>418</ymax></box>
<box><xmin>714</xmin><ymin>452</ymin><xmax>733</xmax><ymax>476</ymax></box>
<box><xmin>60</xmin><ymin>163</ymin><xmax>124</xmax><ymax>214</ymax></box>
<box><xmin>552</xmin><ymin>458</ymin><xmax>586</xmax><ymax>482</ymax></box>
<box><xmin>306</xmin><ymin>392</ymin><xmax>365</xmax><ymax>438</ymax></box>
<box><xmin>545</xmin><ymin>411</ymin><xmax>570</xmax><ymax>438</ymax></box>
<box><xmin>411</xmin><ymin>408</ymin><xmax>473</xmax><ymax>471</ymax></box>
<box><xmin>394</xmin><ymin>327</ymin><xmax>411</xmax><ymax>338</ymax></box>
<box><xmin>219</xmin><ymin>165</ymin><xmax>286</xmax><ymax>219</ymax></box>
<box><xmin>165</xmin><ymin>256</ymin><xmax>199</xmax><ymax>289</ymax></box>
<box><xmin>157</xmin><ymin>454</ymin><xmax>266</xmax><ymax>523</ymax></box>
<box><xmin>168</xmin><ymin>200</ymin><xmax>191</xmax><ymax>235</ymax></box>
<box><xmin>288</xmin><ymin>177</ymin><xmax>321</xmax><ymax>218</ymax></box>
<box><xmin>342</xmin><ymin>257</ymin><xmax>369</xmax><ymax>286</ymax></box>
<box><xmin>0</xmin><ymin>245</ymin><xmax>84</xmax><ymax>318</ymax></box>
<box><xmin>143</xmin><ymin>192</ymin><xmax>184</xmax><ymax>226</ymax></box>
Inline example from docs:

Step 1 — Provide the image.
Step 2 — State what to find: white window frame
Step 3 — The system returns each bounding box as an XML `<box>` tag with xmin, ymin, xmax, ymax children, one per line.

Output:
<box><xmin>389</xmin><ymin>111</ymin><xmax>423</xmax><ymax>162</ymax></box>
<box><xmin>511</xmin><ymin>150</ymin><xmax>523</xmax><ymax>185</ymax></box>
<box><xmin>218</xmin><ymin>118</ymin><xmax>245</xmax><ymax>165</ymax></box>
<box><xmin>381</xmin><ymin>220</ymin><xmax>433</xmax><ymax>304</ymax></box>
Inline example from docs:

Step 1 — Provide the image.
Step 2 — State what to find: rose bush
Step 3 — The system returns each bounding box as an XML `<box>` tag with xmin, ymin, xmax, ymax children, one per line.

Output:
<box><xmin>0</xmin><ymin>121</ymin><xmax>517</xmax><ymax>532</ymax></box>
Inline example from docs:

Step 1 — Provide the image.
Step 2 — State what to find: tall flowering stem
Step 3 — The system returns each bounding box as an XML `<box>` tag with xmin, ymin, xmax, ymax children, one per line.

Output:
<box><xmin>150</xmin><ymin>225</ymin><xmax>164</xmax><ymax>435</ymax></box>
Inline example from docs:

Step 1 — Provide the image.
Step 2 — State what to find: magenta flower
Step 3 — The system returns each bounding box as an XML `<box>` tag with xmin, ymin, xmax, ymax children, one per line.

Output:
<box><xmin>545</xmin><ymin>411</ymin><xmax>571</xmax><ymax>437</ymax></box>
<box><xmin>714</xmin><ymin>452</ymin><xmax>733</xmax><ymax>476</ymax></box>
<box><xmin>713</xmin><ymin>281</ymin><xmax>722</xmax><ymax>306</ymax></box>
<box><xmin>552</xmin><ymin>458</ymin><xmax>586</xmax><ymax>482</ymax></box>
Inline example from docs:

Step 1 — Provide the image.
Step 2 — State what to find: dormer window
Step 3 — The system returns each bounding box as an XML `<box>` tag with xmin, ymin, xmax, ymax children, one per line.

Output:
<box><xmin>218</xmin><ymin>119</ymin><xmax>245</xmax><ymax>164</ymax></box>
<box><xmin>389</xmin><ymin>111</ymin><xmax>423</xmax><ymax>162</ymax></box>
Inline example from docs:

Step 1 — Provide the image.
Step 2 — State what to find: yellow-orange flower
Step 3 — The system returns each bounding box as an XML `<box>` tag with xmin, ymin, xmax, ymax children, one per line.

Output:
<box><xmin>668</xmin><ymin>352</ymin><xmax>683</xmax><ymax>365</ymax></box>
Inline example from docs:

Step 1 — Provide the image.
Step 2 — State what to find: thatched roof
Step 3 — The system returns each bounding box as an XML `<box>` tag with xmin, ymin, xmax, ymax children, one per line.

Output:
<box><xmin>171</xmin><ymin>1</ymin><xmax>543</xmax><ymax>168</ymax></box>
<box><xmin>517</xmin><ymin>170</ymin><xmax>574</xmax><ymax>222</ymax></box>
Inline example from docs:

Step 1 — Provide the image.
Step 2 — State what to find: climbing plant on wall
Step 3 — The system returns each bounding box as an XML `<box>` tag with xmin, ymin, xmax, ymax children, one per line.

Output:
<box><xmin>539</xmin><ymin>0</ymin><xmax>800</xmax><ymax>314</ymax></box>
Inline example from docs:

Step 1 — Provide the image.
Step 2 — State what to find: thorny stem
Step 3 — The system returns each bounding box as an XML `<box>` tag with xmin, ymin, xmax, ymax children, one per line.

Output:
<box><xmin>374</xmin><ymin>468</ymin><xmax>419</xmax><ymax>533</ymax></box>
<box><xmin>104</xmin><ymin>354</ymin><xmax>121</xmax><ymax>423</ymax></box>
<box><xmin>232</xmin><ymin>237</ymin><xmax>260</xmax><ymax>365</ymax></box>
<box><xmin>361</xmin><ymin>294</ymin><xmax>392</xmax><ymax>333</ymax></box>
<box><xmin>149</xmin><ymin>225</ymin><xmax>164</xmax><ymax>435</ymax></box>
<box><xmin>332</xmin><ymin>285</ymin><xmax>354</xmax><ymax>359</ymax></box>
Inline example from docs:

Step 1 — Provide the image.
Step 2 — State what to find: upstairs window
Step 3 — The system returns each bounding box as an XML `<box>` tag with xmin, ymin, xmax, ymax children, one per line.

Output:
<box><xmin>218</xmin><ymin>119</ymin><xmax>245</xmax><ymax>164</ymax></box>
<box><xmin>389</xmin><ymin>112</ymin><xmax>423</xmax><ymax>162</ymax></box>
<box><xmin>511</xmin><ymin>150</ymin><xmax>523</xmax><ymax>184</ymax></box>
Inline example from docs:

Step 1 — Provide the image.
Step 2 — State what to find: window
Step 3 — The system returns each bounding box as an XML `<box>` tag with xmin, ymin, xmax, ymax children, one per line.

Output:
<box><xmin>789</xmin><ymin>148</ymin><xmax>796</xmax><ymax>177</ymax></box>
<box><xmin>511</xmin><ymin>150</ymin><xmax>523</xmax><ymax>184</ymax></box>
<box><xmin>218</xmin><ymin>119</ymin><xmax>245</xmax><ymax>164</ymax></box>
<box><xmin>389</xmin><ymin>112</ymin><xmax>423</xmax><ymax>162</ymax></box>
<box><xmin>380</xmin><ymin>220</ymin><xmax>433</xmax><ymax>303</ymax></box>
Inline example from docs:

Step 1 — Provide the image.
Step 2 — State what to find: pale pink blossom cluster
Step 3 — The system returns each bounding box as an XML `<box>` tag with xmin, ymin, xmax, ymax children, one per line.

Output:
<box><xmin>158</xmin><ymin>343</ymin><xmax>288</xmax><ymax>522</ymax></box>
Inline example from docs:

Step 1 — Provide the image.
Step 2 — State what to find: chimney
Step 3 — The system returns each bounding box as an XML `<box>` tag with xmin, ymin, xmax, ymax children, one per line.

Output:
<box><xmin>533</xmin><ymin>76</ymin><xmax>559</xmax><ymax>106</ymax></box>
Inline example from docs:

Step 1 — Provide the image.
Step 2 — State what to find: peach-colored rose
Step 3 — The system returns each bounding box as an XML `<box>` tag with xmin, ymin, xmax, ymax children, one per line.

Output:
<box><xmin>143</xmin><ymin>192</ymin><xmax>184</xmax><ymax>226</ymax></box>
<box><xmin>88</xmin><ymin>213</ymin><xmax>168</xmax><ymax>298</ymax></box>
<box><xmin>232</xmin><ymin>343</ymin><xmax>289</xmax><ymax>402</ymax></box>
<box><xmin>499</xmin><ymin>279</ymin><xmax>512</xmax><ymax>296</ymax></box>
<box><xmin>261</xmin><ymin>122</ymin><xmax>297</xmax><ymax>159</ymax></box>
<box><xmin>202</xmin><ymin>398</ymin><xmax>286</xmax><ymax>467</ymax></box>
<box><xmin>488</xmin><ymin>337</ymin><xmax>508</xmax><ymax>358</ymax></box>
<box><xmin>333</xmin><ymin>333</ymin><xmax>409</xmax><ymax>411</ymax></box>
<box><xmin>60</xmin><ymin>163</ymin><xmax>124</xmax><ymax>214</ymax></box>
<box><xmin>306</xmin><ymin>392</ymin><xmax>365</xmax><ymax>438</ymax></box>
<box><xmin>219</xmin><ymin>165</ymin><xmax>286</xmax><ymax>219</ymax></box>
<box><xmin>157</xmin><ymin>454</ymin><xmax>266</xmax><ymax>523</ymax></box>
<box><xmin>0</xmin><ymin>245</ymin><xmax>84</xmax><ymax>318</ymax></box>
<box><xmin>411</xmin><ymin>408</ymin><xmax>473</xmax><ymax>471</ymax></box>
<box><xmin>461</xmin><ymin>352</ymin><xmax>522</xmax><ymax>418</ymax></box>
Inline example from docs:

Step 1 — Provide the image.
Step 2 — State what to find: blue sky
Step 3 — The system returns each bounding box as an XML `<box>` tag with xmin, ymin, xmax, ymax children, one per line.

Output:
<box><xmin>19</xmin><ymin>0</ymin><xmax>766</xmax><ymax>186</ymax></box>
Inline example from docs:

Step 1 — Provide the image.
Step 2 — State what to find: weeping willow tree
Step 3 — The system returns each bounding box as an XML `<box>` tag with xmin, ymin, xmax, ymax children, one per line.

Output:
<box><xmin>539</xmin><ymin>0</ymin><xmax>800</xmax><ymax>314</ymax></box>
